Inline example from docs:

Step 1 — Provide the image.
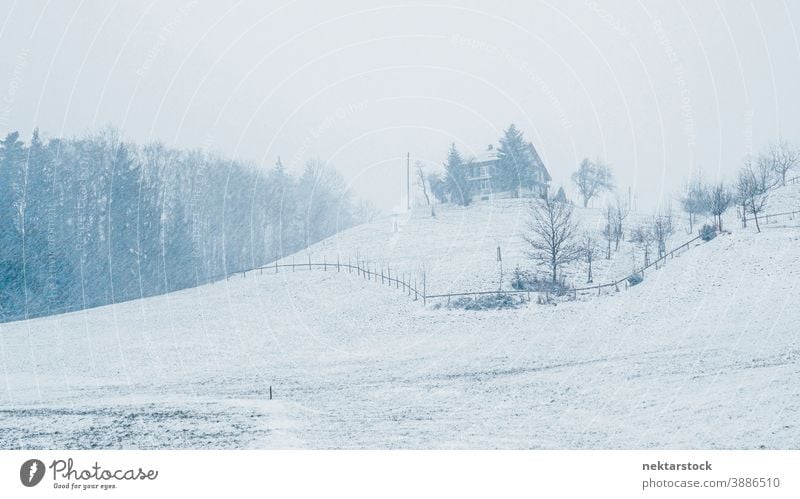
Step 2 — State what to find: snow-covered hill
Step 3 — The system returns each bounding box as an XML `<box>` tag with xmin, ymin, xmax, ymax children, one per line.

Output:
<box><xmin>1</xmin><ymin>186</ymin><xmax>799</xmax><ymax>449</ymax></box>
<box><xmin>285</xmin><ymin>198</ymin><xmax>689</xmax><ymax>296</ymax></box>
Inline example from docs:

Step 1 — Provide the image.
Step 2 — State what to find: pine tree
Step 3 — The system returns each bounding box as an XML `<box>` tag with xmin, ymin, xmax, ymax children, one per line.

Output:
<box><xmin>444</xmin><ymin>143</ymin><xmax>472</xmax><ymax>205</ymax></box>
<box><xmin>554</xmin><ymin>186</ymin><xmax>568</xmax><ymax>203</ymax></box>
<box><xmin>495</xmin><ymin>124</ymin><xmax>530</xmax><ymax>195</ymax></box>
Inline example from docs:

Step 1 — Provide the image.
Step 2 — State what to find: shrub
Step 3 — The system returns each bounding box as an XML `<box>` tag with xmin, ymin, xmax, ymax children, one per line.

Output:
<box><xmin>510</xmin><ymin>266</ymin><xmax>570</xmax><ymax>295</ymax></box>
<box><xmin>699</xmin><ymin>224</ymin><xmax>716</xmax><ymax>241</ymax></box>
<box><xmin>511</xmin><ymin>265</ymin><xmax>532</xmax><ymax>291</ymax></box>
<box><xmin>444</xmin><ymin>293</ymin><xmax>524</xmax><ymax>310</ymax></box>
<box><xmin>627</xmin><ymin>273</ymin><xmax>643</xmax><ymax>286</ymax></box>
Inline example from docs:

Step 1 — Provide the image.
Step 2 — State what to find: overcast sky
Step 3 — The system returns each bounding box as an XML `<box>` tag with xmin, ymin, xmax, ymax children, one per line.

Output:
<box><xmin>2</xmin><ymin>0</ymin><xmax>800</xmax><ymax>212</ymax></box>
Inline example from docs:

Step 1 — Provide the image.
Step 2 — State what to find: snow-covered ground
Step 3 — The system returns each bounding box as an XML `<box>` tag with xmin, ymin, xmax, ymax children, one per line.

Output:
<box><xmin>1</xmin><ymin>187</ymin><xmax>799</xmax><ymax>449</ymax></box>
<box><xmin>287</xmin><ymin>198</ymin><xmax>689</xmax><ymax>295</ymax></box>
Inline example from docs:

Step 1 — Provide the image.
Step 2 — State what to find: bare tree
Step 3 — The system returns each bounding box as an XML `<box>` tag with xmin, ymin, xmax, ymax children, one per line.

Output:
<box><xmin>737</xmin><ymin>157</ymin><xmax>775</xmax><ymax>233</ymax></box>
<box><xmin>706</xmin><ymin>181</ymin><xmax>732</xmax><ymax>231</ymax></box>
<box><xmin>767</xmin><ymin>139</ymin><xmax>800</xmax><ymax>186</ymax></box>
<box><xmin>414</xmin><ymin>161</ymin><xmax>435</xmax><ymax>216</ymax></box>
<box><xmin>612</xmin><ymin>196</ymin><xmax>629</xmax><ymax>251</ymax></box>
<box><xmin>630</xmin><ymin>224</ymin><xmax>655</xmax><ymax>267</ymax></box>
<box><xmin>571</xmin><ymin>158</ymin><xmax>615</xmax><ymax>208</ymax></box>
<box><xmin>651</xmin><ymin>209</ymin><xmax>674</xmax><ymax>259</ymax></box>
<box><xmin>602</xmin><ymin>205</ymin><xmax>614</xmax><ymax>259</ymax></box>
<box><xmin>580</xmin><ymin>232</ymin><xmax>599</xmax><ymax>283</ymax></box>
<box><xmin>522</xmin><ymin>196</ymin><xmax>581</xmax><ymax>283</ymax></box>
<box><xmin>680</xmin><ymin>173</ymin><xmax>708</xmax><ymax>233</ymax></box>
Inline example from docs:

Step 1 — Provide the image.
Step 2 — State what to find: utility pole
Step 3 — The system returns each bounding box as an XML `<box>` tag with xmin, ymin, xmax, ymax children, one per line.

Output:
<box><xmin>406</xmin><ymin>152</ymin><xmax>410</xmax><ymax>211</ymax></box>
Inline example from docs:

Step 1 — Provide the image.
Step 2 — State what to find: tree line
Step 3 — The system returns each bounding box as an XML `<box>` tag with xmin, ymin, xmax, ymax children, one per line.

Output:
<box><xmin>523</xmin><ymin>139</ymin><xmax>799</xmax><ymax>289</ymax></box>
<box><xmin>681</xmin><ymin>140</ymin><xmax>799</xmax><ymax>234</ymax></box>
<box><xmin>0</xmin><ymin>127</ymin><xmax>363</xmax><ymax>322</ymax></box>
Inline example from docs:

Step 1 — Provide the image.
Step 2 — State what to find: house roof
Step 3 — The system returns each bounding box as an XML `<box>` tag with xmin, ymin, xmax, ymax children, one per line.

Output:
<box><xmin>464</xmin><ymin>143</ymin><xmax>551</xmax><ymax>181</ymax></box>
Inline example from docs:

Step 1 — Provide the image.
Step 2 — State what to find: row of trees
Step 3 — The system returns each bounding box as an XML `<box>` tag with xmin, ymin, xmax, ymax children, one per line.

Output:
<box><xmin>680</xmin><ymin>140</ymin><xmax>798</xmax><ymax>234</ymax></box>
<box><xmin>0</xmin><ymin>128</ymin><xmax>361</xmax><ymax>322</ymax></box>
<box><xmin>523</xmin><ymin>194</ymin><xmax>676</xmax><ymax>285</ymax></box>
<box><xmin>528</xmin><ymin>139</ymin><xmax>798</xmax><ymax>287</ymax></box>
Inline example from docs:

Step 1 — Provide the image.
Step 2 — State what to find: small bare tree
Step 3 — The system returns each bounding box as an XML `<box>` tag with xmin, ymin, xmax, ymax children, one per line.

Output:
<box><xmin>651</xmin><ymin>210</ymin><xmax>674</xmax><ymax>260</ymax></box>
<box><xmin>706</xmin><ymin>181</ymin><xmax>732</xmax><ymax>231</ymax></box>
<box><xmin>523</xmin><ymin>196</ymin><xmax>581</xmax><ymax>283</ymax></box>
<box><xmin>571</xmin><ymin>158</ymin><xmax>615</xmax><ymax>208</ymax></box>
<box><xmin>602</xmin><ymin>205</ymin><xmax>614</xmax><ymax>259</ymax></box>
<box><xmin>414</xmin><ymin>161</ymin><xmax>435</xmax><ymax>216</ymax></box>
<box><xmin>767</xmin><ymin>139</ymin><xmax>800</xmax><ymax>186</ymax></box>
<box><xmin>737</xmin><ymin>157</ymin><xmax>775</xmax><ymax>233</ymax></box>
<box><xmin>680</xmin><ymin>173</ymin><xmax>709</xmax><ymax>233</ymax></box>
<box><xmin>580</xmin><ymin>232</ymin><xmax>599</xmax><ymax>283</ymax></box>
<box><xmin>612</xmin><ymin>196</ymin><xmax>629</xmax><ymax>251</ymax></box>
<box><xmin>630</xmin><ymin>224</ymin><xmax>655</xmax><ymax>267</ymax></box>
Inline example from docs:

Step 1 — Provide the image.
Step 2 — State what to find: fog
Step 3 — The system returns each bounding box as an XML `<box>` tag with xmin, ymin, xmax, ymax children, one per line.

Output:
<box><xmin>2</xmin><ymin>0</ymin><xmax>800</xmax><ymax>211</ymax></box>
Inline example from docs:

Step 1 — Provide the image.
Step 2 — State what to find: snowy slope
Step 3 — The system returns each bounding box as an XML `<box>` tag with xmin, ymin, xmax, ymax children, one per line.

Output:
<box><xmin>285</xmin><ymin>199</ymin><xmax>687</xmax><ymax>295</ymax></box>
<box><xmin>1</xmin><ymin>189</ymin><xmax>799</xmax><ymax>449</ymax></box>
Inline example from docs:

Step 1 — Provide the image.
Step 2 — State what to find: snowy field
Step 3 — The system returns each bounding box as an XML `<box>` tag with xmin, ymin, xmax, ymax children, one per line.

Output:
<box><xmin>1</xmin><ymin>189</ymin><xmax>799</xmax><ymax>449</ymax></box>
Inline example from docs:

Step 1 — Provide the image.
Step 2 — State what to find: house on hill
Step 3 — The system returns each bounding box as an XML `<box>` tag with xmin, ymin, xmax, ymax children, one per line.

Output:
<box><xmin>465</xmin><ymin>144</ymin><xmax>551</xmax><ymax>201</ymax></box>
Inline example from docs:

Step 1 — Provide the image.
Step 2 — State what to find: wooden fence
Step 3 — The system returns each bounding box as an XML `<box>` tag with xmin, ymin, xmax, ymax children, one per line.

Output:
<box><xmin>222</xmin><ymin>232</ymin><xmax>709</xmax><ymax>307</ymax></box>
<box><xmin>226</xmin><ymin>255</ymin><xmax>427</xmax><ymax>304</ymax></box>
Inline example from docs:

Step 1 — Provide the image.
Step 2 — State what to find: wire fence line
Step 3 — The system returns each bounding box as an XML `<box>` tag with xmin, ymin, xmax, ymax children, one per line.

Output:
<box><xmin>739</xmin><ymin>174</ymin><xmax>800</xmax><ymax>225</ymax></box>
<box><xmin>226</xmin><ymin>255</ymin><xmax>428</xmax><ymax>303</ymax></box>
<box><xmin>742</xmin><ymin>208</ymin><xmax>800</xmax><ymax>225</ymax></box>
<box><xmin>425</xmin><ymin>232</ymin><xmax>707</xmax><ymax>304</ymax></box>
<box><xmin>222</xmin><ymin>231</ymin><xmax>713</xmax><ymax>307</ymax></box>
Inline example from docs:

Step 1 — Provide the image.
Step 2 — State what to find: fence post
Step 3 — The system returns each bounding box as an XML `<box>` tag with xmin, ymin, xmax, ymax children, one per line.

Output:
<box><xmin>337</xmin><ymin>256</ymin><xmax>340</xmax><ymax>272</ymax></box>
<box><xmin>292</xmin><ymin>257</ymin><xmax>295</xmax><ymax>272</ymax></box>
<box><xmin>387</xmin><ymin>266</ymin><xmax>391</xmax><ymax>286</ymax></box>
<box><xmin>308</xmin><ymin>254</ymin><xmax>312</xmax><ymax>271</ymax></box>
<box><xmin>402</xmin><ymin>272</ymin><xmax>406</xmax><ymax>292</ymax></box>
<box><xmin>324</xmin><ymin>256</ymin><xmax>327</xmax><ymax>271</ymax></box>
<box><xmin>423</xmin><ymin>272</ymin><xmax>427</xmax><ymax>306</ymax></box>
<box><xmin>348</xmin><ymin>257</ymin><xmax>352</xmax><ymax>274</ymax></box>
<box><xmin>414</xmin><ymin>279</ymin><xmax>418</xmax><ymax>300</ymax></box>
<box><xmin>381</xmin><ymin>267</ymin><xmax>385</xmax><ymax>284</ymax></box>
<box><xmin>275</xmin><ymin>254</ymin><xmax>279</xmax><ymax>274</ymax></box>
